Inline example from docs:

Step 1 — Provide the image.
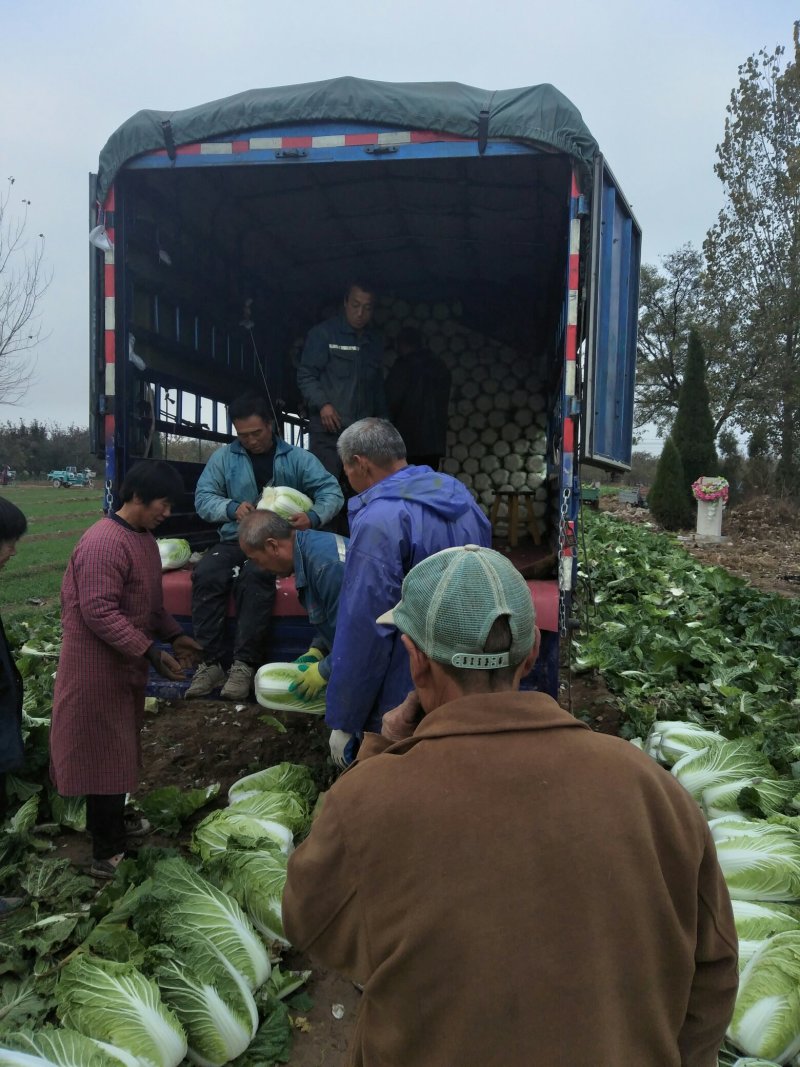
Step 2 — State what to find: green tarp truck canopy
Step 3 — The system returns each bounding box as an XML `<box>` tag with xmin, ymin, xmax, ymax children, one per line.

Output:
<box><xmin>95</xmin><ymin>76</ymin><xmax>599</xmax><ymax>203</ymax></box>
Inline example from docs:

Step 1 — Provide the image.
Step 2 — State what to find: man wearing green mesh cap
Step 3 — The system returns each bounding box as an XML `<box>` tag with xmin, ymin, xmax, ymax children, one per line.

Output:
<box><xmin>283</xmin><ymin>545</ymin><xmax>737</xmax><ymax>1067</ymax></box>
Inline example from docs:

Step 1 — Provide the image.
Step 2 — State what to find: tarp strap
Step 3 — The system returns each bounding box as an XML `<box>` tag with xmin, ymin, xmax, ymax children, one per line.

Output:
<box><xmin>478</xmin><ymin>91</ymin><xmax>496</xmax><ymax>155</ymax></box>
<box><xmin>161</xmin><ymin>119</ymin><xmax>177</xmax><ymax>161</ymax></box>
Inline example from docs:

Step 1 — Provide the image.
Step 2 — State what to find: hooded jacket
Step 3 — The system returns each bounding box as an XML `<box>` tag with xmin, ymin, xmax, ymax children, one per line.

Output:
<box><xmin>194</xmin><ymin>436</ymin><xmax>344</xmax><ymax>542</ymax></box>
<box><xmin>325</xmin><ymin>465</ymin><xmax>491</xmax><ymax>733</ymax></box>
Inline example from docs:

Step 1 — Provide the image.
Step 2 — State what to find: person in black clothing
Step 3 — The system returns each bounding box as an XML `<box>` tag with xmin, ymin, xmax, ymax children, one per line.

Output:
<box><xmin>385</xmin><ymin>327</ymin><xmax>451</xmax><ymax>470</ymax></box>
<box><xmin>0</xmin><ymin>496</ymin><xmax>28</xmax><ymax>917</ymax></box>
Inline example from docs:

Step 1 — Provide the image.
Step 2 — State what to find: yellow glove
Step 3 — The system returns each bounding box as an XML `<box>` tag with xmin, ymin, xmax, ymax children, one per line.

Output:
<box><xmin>295</xmin><ymin>647</ymin><xmax>324</xmax><ymax>665</ymax></box>
<box><xmin>289</xmin><ymin>661</ymin><xmax>327</xmax><ymax>701</ymax></box>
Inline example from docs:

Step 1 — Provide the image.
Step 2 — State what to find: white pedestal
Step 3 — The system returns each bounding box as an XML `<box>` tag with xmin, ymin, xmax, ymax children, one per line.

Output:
<box><xmin>696</xmin><ymin>499</ymin><xmax>724</xmax><ymax>541</ymax></box>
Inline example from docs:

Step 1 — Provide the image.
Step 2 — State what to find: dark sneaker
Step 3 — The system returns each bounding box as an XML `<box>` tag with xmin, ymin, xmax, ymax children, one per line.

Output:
<box><xmin>185</xmin><ymin>661</ymin><xmax>226</xmax><ymax>698</ymax></box>
<box><xmin>90</xmin><ymin>852</ymin><xmax>127</xmax><ymax>880</ymax></box>
<box><xmin>220</xmin><ymin>661</ymin><xmax>255</xmax><ymax>701</ymax></box>
<box><xmin>0</xmin><ymin>896</ymin><xmax>25</xmax><ymax>919</ymax></box>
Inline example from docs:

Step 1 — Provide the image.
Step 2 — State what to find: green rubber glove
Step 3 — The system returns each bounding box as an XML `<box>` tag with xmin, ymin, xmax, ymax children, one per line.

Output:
<box><xmin>289</xmin><ymin>661</ymin><xmax>327</xmax><ymax>701</ymax></box>
<box><xmin>294</xmin><ymin>647</ymin><xmax>325</xmax><ymax>665</ymax></box>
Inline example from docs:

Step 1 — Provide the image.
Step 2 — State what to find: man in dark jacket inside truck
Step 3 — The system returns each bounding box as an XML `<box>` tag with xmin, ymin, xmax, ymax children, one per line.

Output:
<box><xmin>324</xmin><ymin>417</ymin><xmax>491</xmax><ymax>767</ymax></box>
<box><xmin>283</xmin><ymin>545</ymin><xmax>739</xmax><ymax>1067</ymax></box>
<box><xmin>296</xmin><ymin>282</ymin><xmax>387</xmax><ymax>482</ymax></box>
<box><xmin>186</xmin><ymin>393</ymin><xmax>343</xmax><ymax>701</ymax></box>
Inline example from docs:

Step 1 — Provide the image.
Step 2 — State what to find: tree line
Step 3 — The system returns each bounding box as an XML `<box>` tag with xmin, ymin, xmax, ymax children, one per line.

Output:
<box><xmin>0</xmin><ymin>422</ymin><xmax>96</xmax><ymax>479</ymax></box>
<box><xmin>636</xmin><ymin>23</ymin><xmax>800</xmax><ymax>494</ymax></box>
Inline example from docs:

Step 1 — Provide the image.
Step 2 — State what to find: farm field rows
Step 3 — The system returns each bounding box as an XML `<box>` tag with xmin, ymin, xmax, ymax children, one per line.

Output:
<box><xmin>0</xmin><ymin>485</ymin><xmax>104</xmax><ymax>619</ymax></box>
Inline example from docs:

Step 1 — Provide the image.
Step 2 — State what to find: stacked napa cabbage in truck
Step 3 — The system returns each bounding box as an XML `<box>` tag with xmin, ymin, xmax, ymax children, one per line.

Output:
<box><xmin>373</xmin><ymin>298</ymin><xmax>551</xmax><ymax>537</ymax></box>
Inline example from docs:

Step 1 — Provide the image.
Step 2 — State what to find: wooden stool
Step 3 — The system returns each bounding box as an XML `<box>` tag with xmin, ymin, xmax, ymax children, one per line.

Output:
<box><xmin>489</xmin><ymin>490</ymin><xmax>543</xmax><ymax>548</ymax></box>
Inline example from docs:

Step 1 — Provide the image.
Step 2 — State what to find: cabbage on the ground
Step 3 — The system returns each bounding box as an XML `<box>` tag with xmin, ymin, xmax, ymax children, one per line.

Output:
<box><xmin>55</xmin><ymin>956</ymin><xmax>187</xmax><ymax>1067</ymax></box>
<box><xmin>728</xmin><ymin>931</ymin><xmax>800</xmax><ymax>1062</ymax></box>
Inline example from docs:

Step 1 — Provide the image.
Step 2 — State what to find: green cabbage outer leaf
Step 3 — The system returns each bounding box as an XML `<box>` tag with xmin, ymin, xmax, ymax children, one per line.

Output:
<box><xmin>710</xmin><ymin>816</ymin><xmax>794</xmax><ymax>845</ymax></box>
<box><xmin>0</xmin><ymin>1028</ymin><xmax>125</xmax><ymax>1067</ymax></box>
<box><xmin>207</xmin><ymin>849</ymin><xmax>289</xmax><ymax>946</ymax></box>
<box><xmin>256</xmin><ymin>487</ymin><xmax>313</xmax><ymax>520</ymax></box>
<box><xmin>737</xmin><ymin>940</ymin><xmax>771</xmax><ymax>974</ymax></box>
<box><xmin>729</xmin><ymin>931</ymin><xmax>800</xmax><ymax>1062</ymax></box>
<box><xmin>154</xmin><ymin>954</ymin><xmax>257</xmax><ymax>1067</ymax></box>
<box><xmin>672</xmin><ymin>740</ymin><xmax>780</xmax><ymax>801</ymax></box>
<box><xmin>157</xmin><ymin>539</ymin><xmax>191</xmax><ymax>572</ymax></box>
<box><xmin>733</xmin><ymin>900</ymin><xmax>800</xmax><ymax>941</ymax></box>
<box><xmin>731</xmin><ymin>1059</ymin><xmax>791</xmax><ymax>1066</ymax></box>
<box><xmin>704</xmin><ymin>778</ymin><xmax>800</xmax><ymax>821</ymax></box>
<box><xmin>225</xmin><ymin>790</ymin><xmax>308</xmax><ymax>836</ymax></box>
<box><xmin>192</xmin><ymin>809</ymin><xmax>294</xmax><ymax>862</ymax></box>
<box><xmin>55</xmin><ymin>956</ymin><xmax>187</xmax><ymax>1067</ymax></box>
<box><xmin>716</xmin><ymin>830</ymin><xmax>800</xmax><ymax>902</ymax></box>
<box><xmin>643</xmin><ymin>721</ymin><xmax>727</xmax><ymax>766</ymax></box>
<box><xmin>147</xmin><ymin>858</ymin><xmax>271</xmax><ymax>993</ymax></box>
<box><xmin>253</xmin><ymin>664</ymin><xmax>325</xmax><ymax>715</ymax></box>
<box><xmin>228</xmin><ymin>764</ymin><xmax>317</xmax><ymax>807</ymax></box>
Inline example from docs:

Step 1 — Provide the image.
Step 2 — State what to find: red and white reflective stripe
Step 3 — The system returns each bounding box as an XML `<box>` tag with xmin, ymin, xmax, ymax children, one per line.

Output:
<box><xmin>147</xmin><ymin>129</ymin><xmax>470</xmax><ymax>160</ymax></box>
<box><xmin>564</xmin><ymin>171</ymin><xmax>581</xmax><ymax>401</ymax></box>
<box><xmin>101</xmin><ymin>186</ymin><xmax>116</xmax><ymax>450</ymax></box>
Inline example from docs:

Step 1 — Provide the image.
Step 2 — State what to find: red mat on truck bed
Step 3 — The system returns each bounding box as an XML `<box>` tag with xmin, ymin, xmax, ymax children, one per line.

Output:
<box><xmin>161</xmin><ymin>567</ymin><xmax>559</xmax><ymax>633</ymax></box>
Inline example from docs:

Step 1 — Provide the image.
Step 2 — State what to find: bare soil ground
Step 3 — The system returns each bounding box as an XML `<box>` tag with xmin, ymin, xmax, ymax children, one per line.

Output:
<box><xmin>79</xmin><ymin>492</ymin><xmax>792</xmax><ymax>1065</ymax></box>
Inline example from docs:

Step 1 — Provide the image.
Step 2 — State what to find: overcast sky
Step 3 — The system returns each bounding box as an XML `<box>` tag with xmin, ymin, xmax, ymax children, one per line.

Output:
<box><xmin>1</xmin><ymin>0</ymin><xmax>796</xmax><ymax>446</ymax></box>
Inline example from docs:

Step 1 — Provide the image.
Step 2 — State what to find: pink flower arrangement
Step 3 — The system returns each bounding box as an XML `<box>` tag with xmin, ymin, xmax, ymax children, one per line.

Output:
<box><xmin>691</xmin><ymin>477</ymin><xmax>729</xmax><ymax>504</ymax></box>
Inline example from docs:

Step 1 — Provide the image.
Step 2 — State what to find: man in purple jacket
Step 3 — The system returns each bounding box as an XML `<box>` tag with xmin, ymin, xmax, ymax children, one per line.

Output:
<box><xmin>325</xmin><ymin>418</ymin><xmax>490</xmax><ymax>767</ymax></box>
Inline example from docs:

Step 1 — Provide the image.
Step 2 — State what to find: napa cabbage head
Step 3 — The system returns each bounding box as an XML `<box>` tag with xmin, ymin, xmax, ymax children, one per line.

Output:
<box><xmin>145</xmin><ymin>857</ymin><xmax>271</xmax><ymax>992</ymax></box>
<box><xmin>192</xmin><ymin>808</ymin><xmax>294</xmax><ymax>862</ymax></box>
<box><xmin>643</xmin><ymin>721</ymin><xmax>727</xmax><ymax>766</ymax></box>
<box><xmin>228</xmin><ymin>763</ymin><xmax>317</xmax><ymax>807</ymax></box>
<box><xmin>703</xmin><ymin>777</ymin><xmax>800</xmax><ymax>821</ymax></box>
<box><xmin>256</xmin><ymin>486</ymin><xmax>313</xmax><ymax>520</ymax></box>
<box><xmin>671</xmin><ymin>740</ymin><xmax>780</xmax><ymax>802</ymax></box>
<box><xmin>0</xmin><ymin>1028</ymin><xmax>132</xmax><ymax>1067</ymax></box>
<box><xmin>728</xmin><ymin>931</ymin><xmax>800</xmax><ymax>1062</ymax></box>
<box><xmin>157</xmin><ymin>539</ymin><xmax>191</xmax><ymax>572</ymax></box>
<box><xmin>715</xmin><ymin>829</ymin><xmax>800</xmax><ymax>902</ymax></box>
<box><xmin>206</xmin><ymin>848</ymin><xmax>289</xmax><ymax>946</ymax></box>
<box><xmin>153</xmin><ymin>949</ymin><xmax>258</xmax><ymax>1067</ymax></box>
<box><xmin>225</xmin><ymin>789</ymin><xmax>308</xmax><ymax>836</ymax></box>
<box><xmin>56</xmin><ymin>956</ymin><xmax>187</xmax><ymax>1067</ymax></box>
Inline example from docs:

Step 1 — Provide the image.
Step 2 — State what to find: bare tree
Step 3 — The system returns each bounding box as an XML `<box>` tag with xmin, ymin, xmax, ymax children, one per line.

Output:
<box><xmin>0</xmin><ymin>176</ymin><xmax>51</xmax><ymax>404</ymax></box>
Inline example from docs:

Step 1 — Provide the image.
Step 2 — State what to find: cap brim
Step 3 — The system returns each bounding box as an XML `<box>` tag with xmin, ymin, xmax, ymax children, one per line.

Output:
<box><xmin>376</xmin><ymin>603</ymin><xmax>400</xmax><ymax>626</ymax></box>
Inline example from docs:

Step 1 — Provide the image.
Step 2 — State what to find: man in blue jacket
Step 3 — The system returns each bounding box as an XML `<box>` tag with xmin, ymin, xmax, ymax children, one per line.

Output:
<box><xmin>325</xmin><ymin>418</ymin><xmax>491</xmax><ymax>766</ymax></box>
<box><xmin>237</xmin><ymin>510</ymin><xmax>348</xmax><ymax>700</ymax></box>
<box><xmin>187</xmin><ymin>394</ymin><xmax>344</xmax><ymax>701</ymax></box>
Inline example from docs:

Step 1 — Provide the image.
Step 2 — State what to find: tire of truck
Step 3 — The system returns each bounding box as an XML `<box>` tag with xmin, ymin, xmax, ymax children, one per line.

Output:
<box><xmin>51</xmin><ymin>479</ymin><xmax>61</xmax><ymax>488</ymax></box>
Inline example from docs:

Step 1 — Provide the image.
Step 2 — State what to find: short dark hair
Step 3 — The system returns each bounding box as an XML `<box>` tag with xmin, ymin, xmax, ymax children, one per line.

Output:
<box><xmin>0</xmin><ymin>496</ymin><xmax>27</xmax><ymax>541</ymax></box>
<box><xmin>229</xmin><ymin>393</ymin><xmax>272</xmax><ymax>425</ymax></box>
<box><xmin>239</xmin><ymin>510</ymin><xmax>294</xmax><ymax>548</ymax></box>
<box><xmin>344</xmin><ymin>281</ymin><xmax>376</xmax><ymax>302</ymax></box>
<box><xmin>119</xmin><ymin>461</ymin><xmax>185</xmax><ymax>505</ymax></box>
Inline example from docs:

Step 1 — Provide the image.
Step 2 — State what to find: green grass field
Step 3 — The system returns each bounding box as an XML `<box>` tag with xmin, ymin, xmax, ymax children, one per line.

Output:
<box><xmin>0</xmin><ymin>485</ymin><xmax>105</xmax><ymax>621</ymax></box>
